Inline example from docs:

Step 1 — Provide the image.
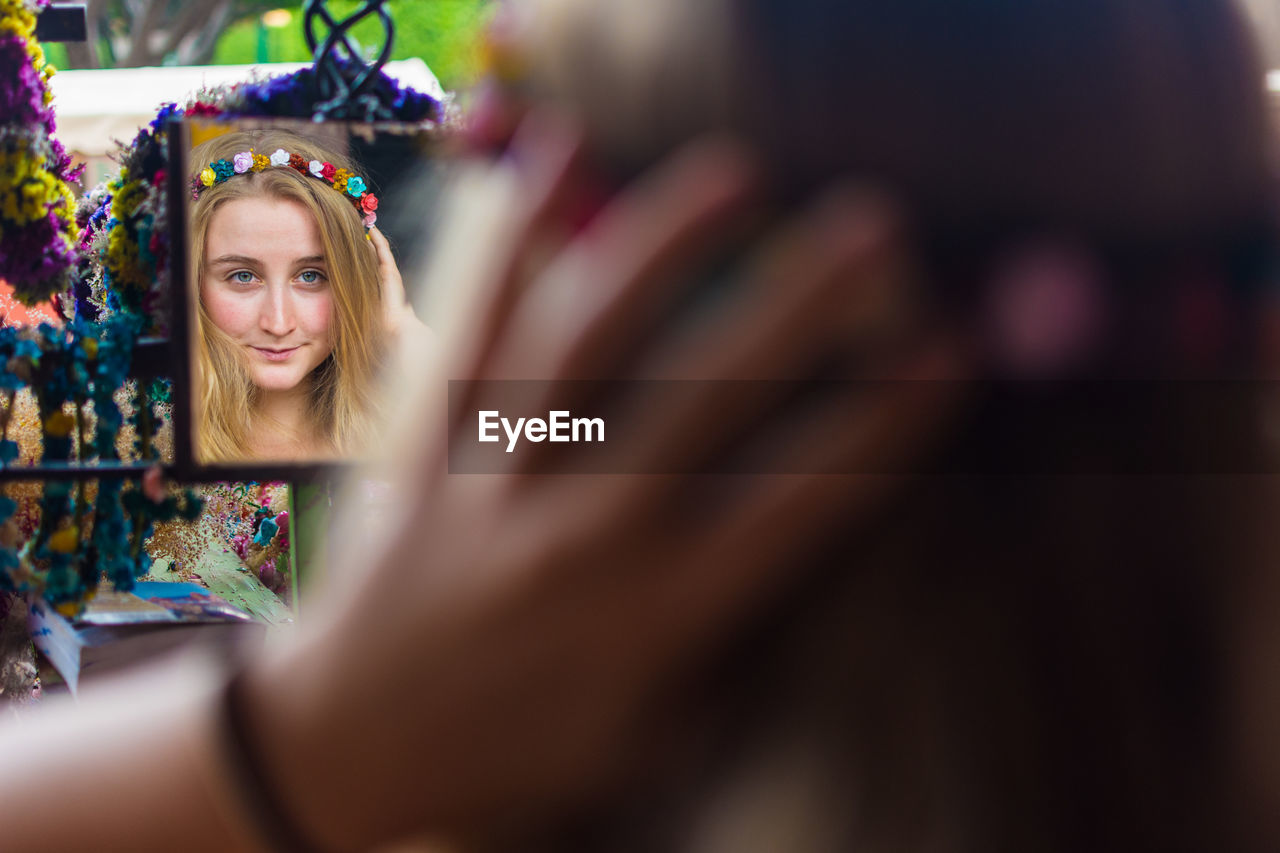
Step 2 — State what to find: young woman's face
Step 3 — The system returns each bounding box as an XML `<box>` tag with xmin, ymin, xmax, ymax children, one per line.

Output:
<box><xmin>201</xmin><ymin>196</ymin><xmax>335</xmax><ymax>395</ymax></box>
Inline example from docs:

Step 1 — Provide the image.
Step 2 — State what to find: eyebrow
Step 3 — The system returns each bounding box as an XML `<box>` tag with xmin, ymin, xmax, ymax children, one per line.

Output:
<box><xmin>208</xmin><ymin>254</ymin><xmax>327</xmax><ymax>267</ymax></box>
<box><xmin>208</xmin><ymin>254</ymin><xmax>259</xmax><ymax>267</ymax></box>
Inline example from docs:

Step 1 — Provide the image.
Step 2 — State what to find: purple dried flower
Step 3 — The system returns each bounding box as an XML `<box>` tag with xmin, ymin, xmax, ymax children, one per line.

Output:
<box><xmin>0</xmin><ymin>38</ymin><xmax>51</xmax><ymax>129</ymax></box>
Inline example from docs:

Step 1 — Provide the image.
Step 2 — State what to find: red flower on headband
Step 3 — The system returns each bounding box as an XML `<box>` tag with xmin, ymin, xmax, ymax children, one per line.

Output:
<box><xmin>288</xmin><ymin>153</ymin><xmax>307</xmax><ymax>173</ymax></box>
<box><xmin>321</xmin><ymin>162</ymin><xmax>336</xmax><ymax>181</ymax></box>
<box><xmin>361</xmin><ymin>193</ymin><xmax>378</xmax><ymax>214</ymax></box>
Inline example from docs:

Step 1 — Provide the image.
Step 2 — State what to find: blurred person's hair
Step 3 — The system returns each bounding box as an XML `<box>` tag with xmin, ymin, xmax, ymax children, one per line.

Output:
<box><xmin>501</xmin><ymin>1</ymin><xmax>1280</xmax><ymax>851</ymax></box>
<box><xmin>188</xmin><ymin>128</ymin><xmax>386</xmax><ymax>462</ymax></box>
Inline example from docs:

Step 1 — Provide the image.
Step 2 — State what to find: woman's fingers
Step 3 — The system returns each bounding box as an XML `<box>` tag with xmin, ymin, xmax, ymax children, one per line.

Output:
<box><xmin>499</xmin><ymin>137</ymin><xmax>760</xmax><ymax>385</ymax></box>
<box><xmin>465</xmin><ymin>109</ymin><xmax>589</xmax><ymax>363</ymax></box>
<box><xmin>620</xmin><ymin>338</ymin><xmax>970</xmax><ymax>675</ymax></box>
<box><xmin>371</xmin><ymin>227</ymin><xmax>411</xmax><ymax>336</ymax></box>
<box><xmin>370</xmin><ymin>228</ymin><xmax>404</xmax><ymax>293</ymax></box>
<box><xmin>582</xmin><ymin>189</ymin><xmax>911</xmax><ymax>486</ymax></box>
<box><xmin>641</xmin><ymin>186</ymin><xmax>909</xmax><ymax>382</ymax></box>
<box><xmin>370</xmin><ymin>226</ymin><xmax>399</xmax><ymax>281</ymax></box>
<box><xmin>440</xmin><ymin>110</ymin><xmax>589</xmax><ymax>435</ymax></box>
<box><xmin>488</xmin><ymin>138</ymin><xmax>761</xmax><ymax>475</ymax></box>
<box><xmin>371</xmin><ymin>226</ymin><xmax>434</xmax><ymax>349</ymax></box>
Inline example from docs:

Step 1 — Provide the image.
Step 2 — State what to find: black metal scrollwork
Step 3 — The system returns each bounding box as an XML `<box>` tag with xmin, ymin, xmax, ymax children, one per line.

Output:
<box><xmin>303</xmin><ymin>0</ymin><xmax>397</xmax><ymax>121</ymax></box>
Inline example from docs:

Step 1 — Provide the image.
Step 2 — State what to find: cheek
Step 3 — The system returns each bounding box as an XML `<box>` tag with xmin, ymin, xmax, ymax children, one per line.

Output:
<box><xmin>201</xmin><ymin>286</ymin><xmax>255</xmax><ymax>337</ymax></box>
<box><xmin>300</xmin><ymin>291</ymin><xmax>335</xmax><ymax>347</ymax></box>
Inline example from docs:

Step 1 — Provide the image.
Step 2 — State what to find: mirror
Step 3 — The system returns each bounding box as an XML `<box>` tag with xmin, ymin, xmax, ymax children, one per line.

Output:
<box><xmin>171</xmin><ymin>116</ymin><xmax>444</xmax><ymax>479</ymax></box>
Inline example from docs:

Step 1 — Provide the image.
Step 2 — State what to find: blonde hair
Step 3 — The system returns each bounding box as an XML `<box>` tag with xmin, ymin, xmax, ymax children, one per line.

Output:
<box><xmin>189</xmin><ymin>128</ymin><xmax>385</xmax><ymax>462</ymax></box>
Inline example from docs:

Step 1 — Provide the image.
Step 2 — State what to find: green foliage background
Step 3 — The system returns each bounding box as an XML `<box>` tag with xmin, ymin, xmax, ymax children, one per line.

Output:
<box><xmin>213</xmin><ymin>2</ymin><xmax>493</xmax><ymax>92</ymax></box>
<box><xmin>40</xmin><ymin>41</ymin><xmax>69</xmax><ymax>71</ymax></box>
<box><xmin>41</xmin><ymin>2</ymin><xmax>493</xmax><ymax>93</ymax></box>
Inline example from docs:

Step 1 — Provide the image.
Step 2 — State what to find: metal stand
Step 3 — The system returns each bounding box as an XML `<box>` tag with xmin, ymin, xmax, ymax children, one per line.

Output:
<box><xmin>33</xmin><ymin>4</ymin><xmax>86</xmax><ymax>43</ymax></box>
<box><xmin>303</xmin><ymin>0</ymin><xmax>397</xmax><ymax>121</ymax></box>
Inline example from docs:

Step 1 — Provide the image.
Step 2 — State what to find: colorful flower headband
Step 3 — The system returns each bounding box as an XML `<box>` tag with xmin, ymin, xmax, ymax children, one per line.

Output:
<box><xmin>190</xmin><ymin>148</ymin><xmax>379</xmax><ymax>228</ymax></box>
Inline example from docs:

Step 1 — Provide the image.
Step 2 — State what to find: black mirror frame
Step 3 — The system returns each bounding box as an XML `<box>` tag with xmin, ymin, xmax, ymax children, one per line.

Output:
<box><xmin>166</xmin><ymin>116</ymin><xmax>348</xmax><ymax>484</ymax></box>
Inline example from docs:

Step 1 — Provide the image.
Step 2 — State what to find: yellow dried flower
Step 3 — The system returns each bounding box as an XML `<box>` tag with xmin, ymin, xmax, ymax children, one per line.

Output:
<box><xmin>44</xmin><ymin>411</ymin><xmax>75</xmax><ymax>438</ymax></box>
<box><xmin>48</xmin><ymin>526</ymin><xmax>80</xmax><ymax>554</ymax></box>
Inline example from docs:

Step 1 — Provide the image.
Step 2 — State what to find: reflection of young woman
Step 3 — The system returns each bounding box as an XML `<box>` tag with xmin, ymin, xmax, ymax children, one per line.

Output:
<box><xmin>188</xmin><ymin>129</ymin><xmax>414</xmax><ymax>461</ymax></box>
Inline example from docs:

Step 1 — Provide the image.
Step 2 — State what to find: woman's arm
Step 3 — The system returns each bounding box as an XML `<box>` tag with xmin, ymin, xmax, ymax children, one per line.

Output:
<box><xmin>0</xmin><ymin>657</ymin><xmax>265</xmax><ymax>852</ymax></box>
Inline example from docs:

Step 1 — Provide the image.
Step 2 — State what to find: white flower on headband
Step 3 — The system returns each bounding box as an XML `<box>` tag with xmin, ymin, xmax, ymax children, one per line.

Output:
<box><xmin>309</xmin><ymin>159</ymin><xmax>324</xmax><ymax>178</ymax></box>
<box><xmin>233</xmin><ymin>152</ymin><xmax>253</xmax><ymax>174</ymax></box>
<box><xmin>269</xmin><ymin>149</ymin><xmax>289</xmax><ymax>167</ymax></box>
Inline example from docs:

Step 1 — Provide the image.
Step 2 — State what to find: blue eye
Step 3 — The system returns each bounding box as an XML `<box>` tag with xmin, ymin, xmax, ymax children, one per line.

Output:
<box><xmin>231</xmin><ymin>270</ymin><xmax>255</xmax><ymax>284</ymax></box>
<box><xmin>298</xmin><ymin>269</ymin><xmax>327</xmax><ymax>285</ymax></box>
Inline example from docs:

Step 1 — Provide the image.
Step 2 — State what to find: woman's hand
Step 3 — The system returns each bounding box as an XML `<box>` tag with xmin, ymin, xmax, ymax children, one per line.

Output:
<box><xmin>369</xmin><ymin>226</ymin><xmax>429</xmax><ymax>341</ymax></box>
<box><xmin>246</xmin><ymin>112</ymin><xmax>968</xmax><ymax>850</ymax></box>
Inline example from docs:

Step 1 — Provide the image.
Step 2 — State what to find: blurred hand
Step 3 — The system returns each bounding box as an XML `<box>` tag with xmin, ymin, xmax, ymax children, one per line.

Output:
<box><xmin>246</xmin><ymin>111</ymin><xmax>968</xmax><ymax>850</ymax></box>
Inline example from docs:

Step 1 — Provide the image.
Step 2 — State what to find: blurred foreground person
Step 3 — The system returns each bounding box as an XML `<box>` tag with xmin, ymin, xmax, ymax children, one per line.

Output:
<box><xmin>466</xmin><ymin>0</ymin><xmax>1280</xmax><ymax>851</ymax></box>
<box><xmin>0</xmin><ymin>0</ymin><xmax>1279</xmax><ymax>852</ymax></box>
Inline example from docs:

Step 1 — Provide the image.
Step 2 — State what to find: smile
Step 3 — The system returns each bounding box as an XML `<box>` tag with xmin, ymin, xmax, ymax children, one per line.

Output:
<box><xmin>252</xmin><ymin>346</ymin><xmax>300</xmax><ymax>362</ymax></box>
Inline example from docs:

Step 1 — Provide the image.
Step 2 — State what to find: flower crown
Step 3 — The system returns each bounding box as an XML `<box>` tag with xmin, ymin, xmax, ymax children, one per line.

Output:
<box><xmin>190</xmin><ymin>148</ymin><xmax>379</xmax><ymax>228</ymax></box>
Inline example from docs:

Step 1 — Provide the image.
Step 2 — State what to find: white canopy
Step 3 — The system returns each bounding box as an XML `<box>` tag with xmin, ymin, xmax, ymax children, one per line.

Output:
<box><xmin>47</xmin><ymin>59</ymin><xmax>445</xmax><ymax>162</ymax></box>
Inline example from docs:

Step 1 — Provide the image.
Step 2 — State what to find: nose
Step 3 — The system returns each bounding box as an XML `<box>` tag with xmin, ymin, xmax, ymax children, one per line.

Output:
<box><xmin>260</xmin><ymin>284</ymin><xmax>297</xmax><ymax>337</ymax></box>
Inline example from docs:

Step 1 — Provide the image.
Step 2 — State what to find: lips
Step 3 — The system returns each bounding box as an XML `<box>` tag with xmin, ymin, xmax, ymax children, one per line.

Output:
<box><xmin>252</xmin><ymin>346</ymin><xmax>300</xmax><ymax>362</ymax></box>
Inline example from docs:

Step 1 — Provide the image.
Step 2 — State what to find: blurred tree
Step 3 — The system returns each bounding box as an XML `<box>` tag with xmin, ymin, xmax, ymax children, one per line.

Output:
<box><xmin>52</xmin><ymin>0</ymin><xmax>282</xmax><ymax>68</ymax></box>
